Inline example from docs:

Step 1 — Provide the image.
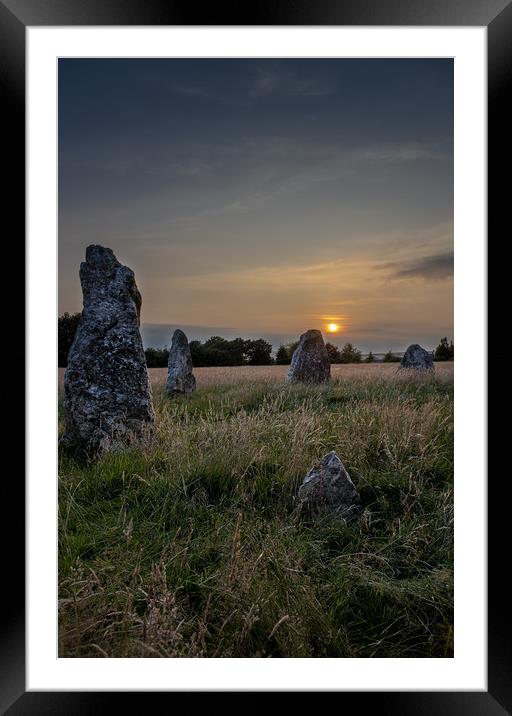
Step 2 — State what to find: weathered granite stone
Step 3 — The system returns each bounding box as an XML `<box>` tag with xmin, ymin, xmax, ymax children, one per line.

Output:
<box><xmin>297</xmin><ymin>451</ymin><xmax>362</xmax><ymax>521</ymax></box>
<box><xmin>62</xmin><ymin>245</ymin><xmax>154</xmax><ymax>454</ymax></box>
<box><xmin>399</xmin><ymin>344</ymin><xmax>434</xmax><ymax>370</ymax></box>
<box><xmin>287</xmin><ymin>329</ymin><xmax>330</xmax><ymax>383</ymax></box>
<box><xmin>166</xmin><ymin>329</ymin><xmax>196</xmax><ymax>395</ymax></box>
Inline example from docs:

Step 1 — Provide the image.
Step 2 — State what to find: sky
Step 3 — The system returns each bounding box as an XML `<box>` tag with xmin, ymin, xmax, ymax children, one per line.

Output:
<box><xmin>58</xmin><ymin>58</ymin><xmax>453</xmax><ymax>352</ymax></box>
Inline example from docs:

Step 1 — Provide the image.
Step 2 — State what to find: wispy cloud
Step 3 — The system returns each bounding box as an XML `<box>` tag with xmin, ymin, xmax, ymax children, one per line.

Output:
<box><xmin>167</xmin><ymin>68</ymin><xmax>334</xmax><ymax>104</ymax></box>
<box><xmin>351</xmin><ymin>142</ymin><xmax>443</xmax><ymax>163</ymax></box>
<box><xmin>161</xmin><ymin>138</ymin><xmax>444</xmax><ymax>225</ymax></box>
<box><xmin>250</xmin><ymin>68</ymin><xmax>334</xmax><ymax>99</ymax></box>
<box><xmin>167</xmin><ymin>82</ymin><xmax>221</xmax><ymax>101</ymax></box>
<box><xmin>381</xmin><ymin>251</ymin><xmax>454</xmax><ymax>281</ymax></box>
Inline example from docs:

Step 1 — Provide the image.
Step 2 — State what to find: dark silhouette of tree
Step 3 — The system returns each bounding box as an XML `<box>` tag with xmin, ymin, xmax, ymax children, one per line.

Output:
<box><xmin>287</xmin><ymin>341</ymin><xmax>299</xmax><ymax>359</ymax></box>
<box><xmin>325</xmin><ymin>342</ymin><xmax>341</xmax><ymax>364</ymax></box>
<box><xmin>275</xmin><ymin>341</ymin><xmax>299</xmax><ymax>365</ymax></box>
<box><xmin>188</xmin><ymin>336</ymin><xmax>275</xmax><ymax>367</ymax></box>
<box><xmin>58</xmin><ymin>312</ymin><xmax>82</xmax><ymax>367</ymax></box>
<box><xmin>434</xmin><ymin>337</ymin><xmax>454</xmax><ymax>361</ymax></box>
<box><xmin>229</xmin><ymin>337</ymin><xmax>248</xmax><ymax>365</ymax></box>
<box><xmin>275</xmin><ymin>345</ymin><xmax>289</xmax><ymax>364</ymax></box>
<box><xmin>144</xmin><ymin>347</ymin><xmax>169</xmax><ymax>367</ymax></box>
<box><xmin>204</xmin><ymin>336</ymin><xmax>230</xmax><ymax>351</ymax></box>
<box><xmin>340</xmin><ymin>342</ymin><xmax>362</xmax><ymax>364</ymax></box>
<box><xmin>366</xmin><ymin>351</ymin><xmax>376</xmax><ymax>363</ymax></box>
<box><xmin>196</xmin><ymin>336</ymin><xmax>241</xmax><ymax>366</ymax></box>
<box><xmin>188</xmin><ymin>340</ymin><xmax>202</xmax><ymax>365</ymax></box>
<box><xmin>383</xmin><ymin>350</ymin><xmax>400</xmax><ymax>363</ymax></box>
<box><xmin>245</xmin><ymin>338</ymin><xmax>273</xmax><ymax>365</ymax></box>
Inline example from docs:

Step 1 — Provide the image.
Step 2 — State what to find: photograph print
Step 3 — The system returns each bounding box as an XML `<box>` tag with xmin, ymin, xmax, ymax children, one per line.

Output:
<box><xmin>58</xmin><ymin>58</ymin><xmax>454</xmax><ymax>658</ymax></box>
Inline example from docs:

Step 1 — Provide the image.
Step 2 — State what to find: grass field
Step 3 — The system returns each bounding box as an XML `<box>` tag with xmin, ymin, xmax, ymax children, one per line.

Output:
<box><xmin>58</xmin><ymin>363</ymin><xmax>454</xmax><ymax>658</ymax></box>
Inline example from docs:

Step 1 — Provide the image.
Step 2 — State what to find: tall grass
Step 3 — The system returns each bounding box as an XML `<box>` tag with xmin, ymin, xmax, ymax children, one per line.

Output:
<box><xmin>58</xmin><ymin>364</ymin><xmax>453</xmax><ymax>657</ymax></box>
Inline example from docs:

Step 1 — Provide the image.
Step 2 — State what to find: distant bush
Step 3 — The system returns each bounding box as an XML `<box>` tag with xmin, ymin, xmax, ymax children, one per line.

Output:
<box><xmin>275</xmin><ymin>341</ymin><xmax>299</xmax><ymax>365</ymax></box>
<box><xmin>144</xmin><ymin>337</ymin><xmax>276</xmax><ymax>368</ymax></box>
<box><xmin>339</xmin><ymin>343</ymin><xmax>362</xmax><ymax>364</ymax></box>
<box><xmin>275</xmin><ymin>345</ymin><xmax>289</xmax><ymax>364</ymax></box>
<box><xmin>58</xmin><ymin>312</ymin><xmax>82</xmax><ymax>367</ymax></box>
<box><xmin>325</xmin><ymin>342</ymin><xmax>342</xmax><ymax>364</ymax></box>
<box><xmin>245</xmin><ymin>338</ymin><xmax>273</xmax><ymax>365</ymax></box>
<box><xmin>383</xmin><ymin>350</ymin><xmax>401</xmax><ymax>363</ymax></box>
<box><xmin>189</xmin><ymin>336</ymin><xmax>273</xmax><ymax>367</ymax></box>
<box><xmin>145</xmin><ymin>347</ymin><xmax>169</xmax><ymax>368</ymax></box>
<box><xmin>434</xmin><ymin>337</ymin><xmax>454</xmax><ymax>361</ymax></box>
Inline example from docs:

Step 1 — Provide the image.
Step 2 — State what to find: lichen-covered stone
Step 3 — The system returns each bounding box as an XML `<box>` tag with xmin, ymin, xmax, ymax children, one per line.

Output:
<box><xmin>297</xmin><ymin>451</ymin><xmax>362</xmax><ymax>521</ymax></box>
<box><xmin>399</xmin><ymin>344</ymin><xmax>434</xmax><ymax>370</ymax></box>
<box><xmin>287</xmin><ymin>329</ymin><xmax>330</xmax><ymax>383</ymax></box>
<box><xmin>62</xmin><ymin>245</ymin><xmax>154</xmax><ymax>454</ymax></box>
<box><xmin>166</xmin><ymin>329</ymin><xmax>196</xmax><ymax>395</ymax></box>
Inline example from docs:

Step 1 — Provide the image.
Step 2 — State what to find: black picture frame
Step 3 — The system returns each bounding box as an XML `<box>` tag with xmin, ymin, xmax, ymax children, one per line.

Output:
<box><xmin>2</xmin><ymin>0</ymin><xmax>506</xmax><ymax>711</ymax></box>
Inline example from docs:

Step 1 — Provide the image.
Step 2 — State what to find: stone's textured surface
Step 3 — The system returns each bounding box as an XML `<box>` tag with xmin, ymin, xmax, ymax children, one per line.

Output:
<box><xmin>399</xmin><ymin>344</ymin><xmax>434</xmax><ymax>370</ymax></box>
<box><xmin>62</xmin><ymin>245</ymin><xmax>154</xmax><ymax>454</ymax></box>
<box><xmin>298</xmin><ymin>451</ymin><xmax>362</xmax><ymax>520</ymax></box>
<box><xmin>166</xmin><ymin>329</ymin><xmax>196</xmax><ymax>395</ymax></box>
<box><xmin>287</xmin><ymin>329</ymin><xmax>330</xmax><ymax>383</ymax></box>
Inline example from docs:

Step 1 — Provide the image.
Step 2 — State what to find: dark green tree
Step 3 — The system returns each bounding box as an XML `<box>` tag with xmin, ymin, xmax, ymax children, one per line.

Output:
<box><xmin>245</xmin><ymin>338</ymin><xmax>273</xmax><ymax>365</ymax></box>
<box><xmin>144</xmin><ymin>347</ymin><xmax>169</xmax><ymax>368</ymax></box>
<box><xmin>287</xmin><ymin>341</ymin><xmax>299</xmax><ymax>359</ymax></box>
<box><xmin>366</xmin><ymin>351</ymin><xmax>376</xmax><ymax>363</ymax></box>
<box><xmin>275</xmin><ymin>345</ymin><xmax>290</xmax><ymax>364</ymax></box>
<box><xmin>325</xmin><ymin>342</ymin><xmax>341</xmax><ymax>364</ymax></box>
<box><xmin>188</xmin><ymin>336</ymin><xmax>275</xmax><ymax>367</ymax></box>
<box><xmin>229</xmin><ymin>337</ymin><xmax>248</xmax><ymax>365</ymax></box>
<box><xmin>340</xmin><ymin>342</ymin><xmax>362</xmax><ymax>364</ymax></box>
<box><xmin>200</xmin><ymin>336</ymin><xmax>242</xmax><ymax>366</ymax></box>
<box><xmin>58</xmin><ymin>311</ymin><xmax>82</xmax><ymax>367</ymax></box>
<box><xmin>434</xmin><ymin>337</ymin><xmax>454</xmax><ymax>361</ymax></box>
<box><xmin>188</xmin><ymin>340</ymin><xmax>203</xmax><ymax>365</ymax></box>
<box><xmin>383</xmin><ymin>350</ymin><xmax>400</xmax><ymax>363</ymax></box>
<box><xmin>275</xmin><ymin>341</ymin><xmax>299</xmax><ymax>365</ymax></box>
<box><xmin>204</xmin><ymin>336</ymin><xmax>230</xmax><ymax>351</ymax></box>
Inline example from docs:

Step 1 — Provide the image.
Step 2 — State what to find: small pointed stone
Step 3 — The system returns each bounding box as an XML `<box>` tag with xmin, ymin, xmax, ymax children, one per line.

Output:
<box><xmin>287</xmin><ymin>329</ymin><xmax>330</xmax><ymax>384</ymax></box>
<box><xmin>298</xmin><ymin>451</ymin><xmax>362</xmax><ymax>521</ymax></box>
<box><xmin>166</xmin><ymin>329</ymin><xmax>196</xmax><ymax>395</ymax></box>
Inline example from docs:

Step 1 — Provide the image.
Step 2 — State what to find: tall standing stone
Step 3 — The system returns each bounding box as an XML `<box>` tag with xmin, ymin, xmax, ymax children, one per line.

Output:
<box><xmin>287</xmin><ymin>329</ymin><xmax>330</xmax><ymax>383</ymax></box>
<box><xmin>297</xmin><ymin>451</ymin><xmax>362</xmax><ymax>521</ymax></box>
<box><xmin>399</xmin><ymin>344</ymin><xmax>434</xmax><ymax>371</ymax></box>
<box><xmin>166</xmin><ymin>329</ymin><xmax>196</xmax><ymax>395</ymax></box>
<box><xmin>62</xmin><ymin>245</ymin><xmax>154</xmax><ymax>454</ymax></box>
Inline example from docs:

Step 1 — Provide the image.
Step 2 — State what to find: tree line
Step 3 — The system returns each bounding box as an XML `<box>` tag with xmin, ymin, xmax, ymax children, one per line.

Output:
<box><xmin>58</xmin><ymin>312</ymin><xmax>454</xmax><ymax>368</ymax></box>
<box><xmin>147</xmin><ymin>336</ymin><xmax>273</xmax><ymax>368</ymax></box>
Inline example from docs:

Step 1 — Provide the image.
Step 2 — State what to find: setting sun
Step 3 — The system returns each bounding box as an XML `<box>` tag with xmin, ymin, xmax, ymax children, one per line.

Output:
<box><xmin>327</xmin><ymin>323</ymin><xmax>339</xmax><ymax>333</ymax></box>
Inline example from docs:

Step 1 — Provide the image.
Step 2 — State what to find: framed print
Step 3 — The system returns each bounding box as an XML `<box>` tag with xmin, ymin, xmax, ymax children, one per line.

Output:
<box><xmin>1</xmin><ymin>0</ymin><xmax>507</xmax><ymax>710</ymax></box>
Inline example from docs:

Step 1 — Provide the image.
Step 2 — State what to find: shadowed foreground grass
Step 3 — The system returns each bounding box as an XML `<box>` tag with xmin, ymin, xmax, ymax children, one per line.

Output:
<box><xmin>58</xmin><ymin>364</ymin><xmax>453</xmax><ymax>658</ymax></box>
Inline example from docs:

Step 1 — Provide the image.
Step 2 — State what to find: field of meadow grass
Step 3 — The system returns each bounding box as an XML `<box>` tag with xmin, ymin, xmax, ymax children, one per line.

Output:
<box><xmin>58</xmin><ymin>363</ymin><xmax>454</xmax><ymax>658</ymax></box>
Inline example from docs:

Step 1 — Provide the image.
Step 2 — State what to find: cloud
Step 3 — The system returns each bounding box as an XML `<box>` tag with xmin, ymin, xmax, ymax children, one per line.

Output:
<box><xmin>250</xmin><ymin>68</ymin><xmax>333</xmax><ymax>99</ymax></box>
<box><xmin>157</xmin><ymin>137</ymin><xmax>442</xmax><ymax>226</ymax></box>
<box><xmin>382</xmin><ymin>251</ymin><xmax>454</xmax><ymax>281</ymax></box>
<box><xmin>167</xmin><ymin>69</ymin><xmax>333</xmax><ymax>105</ymax></box>
<box><xmin>167</xmin><ymin>82</ymin><xmax>220</xmax><ymax>101</ymax></box>
<box><xmin>351</xmin><ymin>142</ymin><xmax>443</xmax><ymax>163</ymax></box>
